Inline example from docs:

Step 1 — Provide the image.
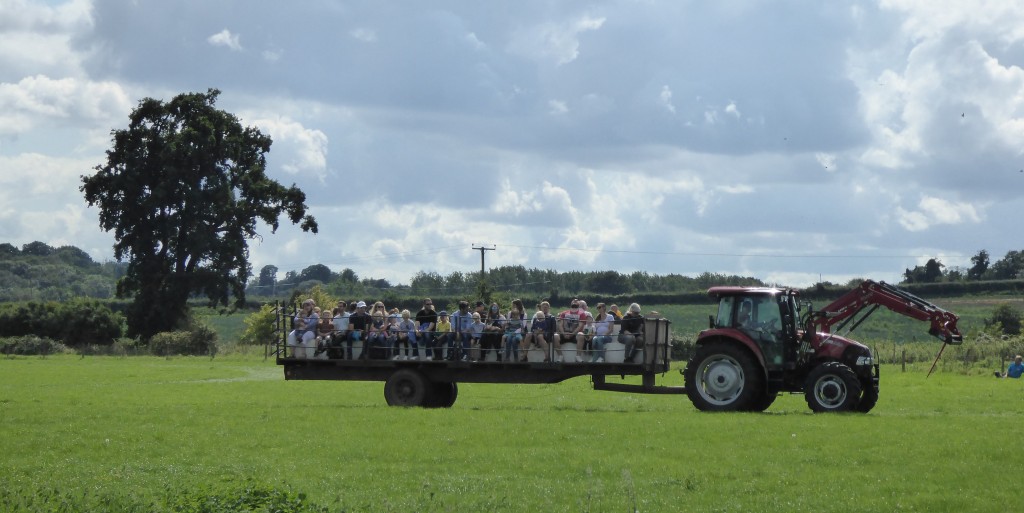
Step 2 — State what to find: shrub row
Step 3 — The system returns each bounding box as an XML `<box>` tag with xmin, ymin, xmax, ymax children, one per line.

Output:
<box><xmin>149</xmin><ymin>324</ymin><xmax>218</xmax><ymax>357</ymax></box>
<box><xmin>0</xmin><ymin>336</ymin><xmax>66</xmax><ymax>356</ymax></box>
<box><xmin>0</xmin><ymin>300</ymin><xmax>123</xmax><ymax>347</ymax></box>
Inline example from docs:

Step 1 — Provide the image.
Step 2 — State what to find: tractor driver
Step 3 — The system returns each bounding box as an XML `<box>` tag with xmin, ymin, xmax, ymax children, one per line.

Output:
<box><xmin>737</xmin><ymin>301</ymin><xmax>753</xmax><ymax>328</ymax></box>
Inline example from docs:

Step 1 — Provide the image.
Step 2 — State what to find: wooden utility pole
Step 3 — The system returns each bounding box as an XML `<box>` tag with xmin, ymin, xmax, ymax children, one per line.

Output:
<box><xmin>472</xmin><ymin>244</ymin><xmax>495</xmax><ymax>277</ymax></box>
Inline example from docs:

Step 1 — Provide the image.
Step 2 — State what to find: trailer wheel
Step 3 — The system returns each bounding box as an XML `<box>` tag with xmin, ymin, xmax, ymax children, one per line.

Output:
<box><xmin>804</xmin><ymin>362</ymin><xmax>862</xmax><ymax>412</ymax></box>
<box><xmin>855</xmin><ymin>382</ymin><xmax>878</xmax><ymax>413</ymax></box>
<box><xmin>684</xmin><ymin>342</ymin><xmax>764</xmax><ymax>411</ymax></box>
<box><xmin>427</xmin><ymin>382</ymin><xmax>458</xmax><ymax>408</ymax></box>
<box><xmin>384</xmin><ymin>369</ymin><xmax>432</xmax><ymax>407</ymax></box>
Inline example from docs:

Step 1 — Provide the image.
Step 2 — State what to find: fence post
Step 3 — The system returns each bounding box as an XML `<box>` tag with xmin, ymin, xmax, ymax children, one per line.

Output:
<box><xmin>901</xmin><ymin>349</ymin><xmax>906</xmax><ymax>372</ymax></box>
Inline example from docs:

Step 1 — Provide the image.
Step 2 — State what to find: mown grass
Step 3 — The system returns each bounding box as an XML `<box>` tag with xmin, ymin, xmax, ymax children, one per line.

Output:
<box><xmin>1</xmin><ymin>354</ymin><xmax>1023</xmax><ymax>512</ymax></box>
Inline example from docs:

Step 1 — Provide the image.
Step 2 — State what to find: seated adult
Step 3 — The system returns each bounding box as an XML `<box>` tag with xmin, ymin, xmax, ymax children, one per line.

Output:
<box><xmin>573</xmin><ymin>300</ymin><xmax>595</xmax><ymax>362</ymax></box>
<box><xmin>554</xmin><ymin>299</ymin><xmax>582</xmax><ymax>362</ymax></box>
<box><xmin>314</xmin><ymin>313</ymin><xmax>334</xmax><ymax>356</ymax></box>
<box><xmin>590</xmin><ymin>303</ymin><xmax>615</xmax><ymax>363</ymax></box>
<box><xmin>347</xmin><ymin>301</ymin><xmax>371</xmax><ymax>359</ymax></box>
<box><xmin>450</xmin><ymin>301</ymin><xmax>475</xmax><ymax>361</ymax></box>
<box><xmin>481</xmin><ymin>302</ymin><xmax>505</xmax><ymax>362</ymax></box>
<box><xmin>503</xmin><ymin>301</ymin><xmax>526</xmax><ymax>362</ymax></box>
<box><xmin>286</xmin><ymin>299</ymin><xmax>318</xmax><ymax>358</ymax></box>
<box><xmin>415</xmin><ymin>298</ymin><xmax>438</xmax><ymax>360</ymax></box>
<box><xmin>618</xmin><ymin>303</ymin><xmax>644</xmax><ymax>362</ymax></box>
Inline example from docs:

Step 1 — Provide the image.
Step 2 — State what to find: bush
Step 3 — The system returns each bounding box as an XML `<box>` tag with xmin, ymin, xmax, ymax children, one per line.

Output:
<box><xmin>238</xmin><ymin>304</ymin><xmax>279</xmax><ymax>346</ymax></box>
<box><xmin>0</xmin><ymin>336</ymin><xmax>66</xmax><ymax>356</ymax></box>
<box><xmin>0</xmin><ymin>299</ymin><xmax>123</xmax><ymax>346</ymax></box>
<box><xmin>985</xmin><ymin>304</ymin><xmax>1022</xmax><ymax>335</ymax></box>
<box><xmin>149</xmin><ymin>323</ymin><xmax>218</xmax><ymax>357</ymax></box>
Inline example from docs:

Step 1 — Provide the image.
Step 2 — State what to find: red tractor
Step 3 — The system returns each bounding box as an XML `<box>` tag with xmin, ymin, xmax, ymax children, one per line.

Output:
<box><xmin>683</xmin><ymin>280</ymin><xmax>962</xmax><ymax>413</ymax></box>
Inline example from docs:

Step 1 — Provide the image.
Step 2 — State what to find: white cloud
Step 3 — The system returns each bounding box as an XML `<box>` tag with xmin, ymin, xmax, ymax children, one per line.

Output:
<box><xmin>207</xmin><ymin>29</ymin><xmax>242</xmax><ymax>51</ymax></box>
<box><xmin>548</xmin><ymin>99</ymin><xmax>568</xmax><ymax>115</ymax></box>
<box><xmin>350</xmin><ymin>28</ymin><xmax>377</xmax><ymax>43</ymax></box>
<box><xmin>815</xmin><ymin>153</ymin><xmax>837</xmax><ymax>172</ymax></box>
<box><xmin>465</xmin><ymin>32</ymin><xmax>486</xmax><ymax>50</ymax></box>
<box><xmin>0</xmin><ymin>75</ymin><xmax>131</xmax><ymax>135</ymax></box>
<box><xmin>724</xmin><ymin>101</ymin><xmax>740</xmax><ymax>118</ymax></box>
<box><xmin>896</xmin><ymin>195</ymin><xmax>983</xmax><ymax>231</ymax></box>
<box><xmin>660</xmin><ymin>85</ymin><xmax>676</xmax><ymax>114</ymax></box>
<box><xmin>249</xmin><ymin>117</ymin><xmax>329</xmax><ymax>178</ymax></box>
<box><xmin>507</xmin><ymin>14</ymin><xmax>605</xmax><ymax>65</ymax></box>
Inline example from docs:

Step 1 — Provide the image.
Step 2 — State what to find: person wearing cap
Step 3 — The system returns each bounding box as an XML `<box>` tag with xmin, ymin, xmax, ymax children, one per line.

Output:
<box><xmin>619</xmin><ymin>303</ymin><xmax>644</xmax><ymax>362</ymax></box>
<box><xmin>347</xmin><ymin>301</ymin><xmax>372</xmax><ymax>359</ymax></box>
<box><xmin>434</xmin><ymin>310</ymin><xmax>453</xmax><ymax>360</ymax></box>
<box><xmin>415</xmin><ymin>298</ymin><xmax>438</xmax><ymax>360</ymax></box>
<box><xmin>451</xmin><ymin>301</ymin><xmax>474</xmax><ymax>361</ymax></box>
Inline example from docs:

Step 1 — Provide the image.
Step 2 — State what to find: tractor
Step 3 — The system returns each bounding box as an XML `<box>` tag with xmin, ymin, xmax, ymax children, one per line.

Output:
<box><xmin>684</xmin><ymin>280</ymin><xmax>962</xmax><ymax>413</ymax></box>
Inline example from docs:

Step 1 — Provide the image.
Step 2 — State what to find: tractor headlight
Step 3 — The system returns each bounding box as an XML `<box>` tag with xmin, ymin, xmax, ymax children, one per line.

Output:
<box><xmin>856</xmin><ymin>355</ymin><xmax>874</xmax><ymax>366</ymax></box>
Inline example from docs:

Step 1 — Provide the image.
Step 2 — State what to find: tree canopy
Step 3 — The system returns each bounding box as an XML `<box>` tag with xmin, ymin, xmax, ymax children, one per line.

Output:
<box><xmin>80</xmin><ymin>89</ymin><xmax>317</xmax><ymax>339</ymax></box>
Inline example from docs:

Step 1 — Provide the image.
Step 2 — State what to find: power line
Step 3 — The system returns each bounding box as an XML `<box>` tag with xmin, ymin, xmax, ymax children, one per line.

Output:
<box><xmin>494</xmin><ymin>243</ymin><xmax>968</xmax><ymax>260</ymax></box>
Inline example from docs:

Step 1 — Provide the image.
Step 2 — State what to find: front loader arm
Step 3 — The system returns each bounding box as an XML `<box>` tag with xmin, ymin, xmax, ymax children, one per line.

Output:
<box><xmin>806</xmin><ymin>280</ymin><xmax>962</xmax><ymax>345</ymax></box>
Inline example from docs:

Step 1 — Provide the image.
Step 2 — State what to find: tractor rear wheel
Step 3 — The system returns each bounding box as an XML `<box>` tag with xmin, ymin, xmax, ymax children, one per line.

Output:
<box><xmin>747</xmin><ymin>392</ymin><xmax>778</xmax><ymax>412</ymax></box>
<box><xmin>384</xmin><ymin>369</ymin><xmax>433</xmax><ymax>407</ymax></box>
<box><xmin>685</xmin><ymin>342</ymin><xmax>764</xmax><ymax>412</ymax></box>
<box><xmin>804</xmin><ymin>362</ymin><xmax>862</xmax><ymax>412</ymax></box>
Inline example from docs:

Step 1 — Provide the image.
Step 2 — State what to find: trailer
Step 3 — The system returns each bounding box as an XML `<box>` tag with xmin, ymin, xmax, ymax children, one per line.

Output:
<box><xmin>275</xmin><ymin>280</ymin><xmax>962</xmax><ymax>412</ymax></box>
<box><xmin>273</xmin><ymin>302</ymin><xmax>678</xmax><ymax>408</ymax></box>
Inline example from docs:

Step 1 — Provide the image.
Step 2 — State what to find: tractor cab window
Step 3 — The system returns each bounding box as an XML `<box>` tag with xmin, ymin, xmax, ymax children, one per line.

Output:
<box><xmin>716</xmin><ymin>296</ymin><xmax>735</xmax><ymax>328</ymax></box>
<box><xmin>754</xmin><ymin>296</ymin><xmax>781</xmax><ymax>330</ymax></box>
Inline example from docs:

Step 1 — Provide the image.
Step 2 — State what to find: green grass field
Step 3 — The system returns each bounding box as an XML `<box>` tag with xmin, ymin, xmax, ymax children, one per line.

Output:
<box><xmin>2</xmin><ymin>355</ymin><xmax>1023</xmax><ymax>512</ymax></box>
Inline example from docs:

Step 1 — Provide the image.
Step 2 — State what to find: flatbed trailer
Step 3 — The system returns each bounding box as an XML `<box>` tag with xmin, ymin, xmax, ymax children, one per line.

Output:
<box><xmin>273</xmin><ymin>304</ymin><xmax>680</xmax><ymax>407</ymax></box>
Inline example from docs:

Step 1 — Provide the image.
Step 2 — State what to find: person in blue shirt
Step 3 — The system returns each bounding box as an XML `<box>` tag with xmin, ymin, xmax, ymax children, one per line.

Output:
<box><xmin>1005</xmin><ymin>355</ymin><xmax>1023</xmax><ymax>378</ymax></box>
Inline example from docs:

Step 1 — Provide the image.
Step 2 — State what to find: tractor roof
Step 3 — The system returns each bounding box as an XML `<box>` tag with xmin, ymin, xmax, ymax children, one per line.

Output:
<box><xmin>706</xmin><ymin>286</ymin><xmax>794</xmax><ymax>298</ymax></box>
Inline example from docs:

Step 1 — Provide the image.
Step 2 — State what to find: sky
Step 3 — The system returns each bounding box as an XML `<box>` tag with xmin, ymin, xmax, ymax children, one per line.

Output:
<box><xmin>1</xmin><ymin>0</ymin><xmax>1023</xmax><ymax>289</ymax></box>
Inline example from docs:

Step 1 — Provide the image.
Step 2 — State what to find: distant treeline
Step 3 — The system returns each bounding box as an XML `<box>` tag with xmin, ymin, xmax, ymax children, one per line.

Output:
<box><xmin>0</xmin><ymin>242</ymin><xmax>126</xmax><ymax>302</ymax></box>
<box><xmin>4</xmin><ymin>241</ymin><xmax>1024</xmax><ymax>305</ymax></box>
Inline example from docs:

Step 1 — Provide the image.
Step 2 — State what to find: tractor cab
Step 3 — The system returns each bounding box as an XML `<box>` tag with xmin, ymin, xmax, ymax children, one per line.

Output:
<box><xmin>708</xmin><ymin>287</ymin><xmax>801</xmax><ymax>371</ymax></box>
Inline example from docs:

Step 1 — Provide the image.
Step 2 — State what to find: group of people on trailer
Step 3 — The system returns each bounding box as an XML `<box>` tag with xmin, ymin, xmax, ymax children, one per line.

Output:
<box><xmin>287</xmin><ymin>297</ymin><xmax>647</xmax><ymax>363</ymax></box>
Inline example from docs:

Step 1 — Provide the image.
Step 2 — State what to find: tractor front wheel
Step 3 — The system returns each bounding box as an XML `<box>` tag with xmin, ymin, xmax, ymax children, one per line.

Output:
<box><xmin>856</xmin><ymin>381</ymin><xmax>879</xmax><ymax>413</ymax></box>
<box><xmin>684</xmin><ymin>342</ymin><xmax>764</xmax><ymax>412</ymax></box>
<box><xmin>804</xmin><ymin>362</ymin><xmax>862</xmax><ymax>412</ymax></box>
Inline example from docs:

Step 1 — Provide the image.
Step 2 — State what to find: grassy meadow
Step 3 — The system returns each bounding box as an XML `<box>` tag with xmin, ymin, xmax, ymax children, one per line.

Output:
<box><xmin>2</xmin><ymin>354</ymin><xmax>1024</xmax><ymax>512</ymax></box>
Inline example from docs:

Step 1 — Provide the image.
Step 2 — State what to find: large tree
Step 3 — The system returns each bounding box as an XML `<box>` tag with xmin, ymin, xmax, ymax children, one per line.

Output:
<box><xmin>81</xmin><ymin>89</ymin><xmax>318</xmax><ymax>340</ymax></box>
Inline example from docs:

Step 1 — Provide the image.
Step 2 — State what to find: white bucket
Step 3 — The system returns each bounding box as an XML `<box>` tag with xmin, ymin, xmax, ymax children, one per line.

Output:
<box><xmin>560</xmin><ymin>343</ymin><xmax>578</xmax><ymax>363</ymax></box>
<box><xmin>603</xmin><ymin>341</ymin><xmax>625</xmax><ymax>363</ymax></box>
<box><xmin>526</xmin><ymin>347</ymin><xmax>547</xmax><ymax>362</ymax></box>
